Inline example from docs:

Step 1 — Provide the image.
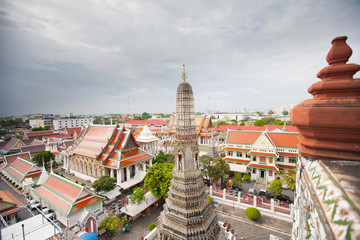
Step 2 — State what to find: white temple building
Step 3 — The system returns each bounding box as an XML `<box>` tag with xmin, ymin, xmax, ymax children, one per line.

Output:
<box><xmin>135</xmin><ymin>124</ymin><xmax>159</xmax><ymax>155</ymax></box>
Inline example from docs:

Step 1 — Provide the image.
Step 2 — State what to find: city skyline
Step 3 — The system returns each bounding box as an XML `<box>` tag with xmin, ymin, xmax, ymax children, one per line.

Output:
<box><xmin>1</xmin><ymin>0</ymin><xmax>359</xmax><ymax>116</ymax></box>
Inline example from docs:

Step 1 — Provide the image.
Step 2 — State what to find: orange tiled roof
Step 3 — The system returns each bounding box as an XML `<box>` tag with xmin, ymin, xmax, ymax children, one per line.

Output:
<box><xmin>278</xmin><ymin>152</ymin><xmax>298</xmax><ymax>156</ymax></box>
<box><xmin>277</xmin><ymin>164</ymin><xmax>296</xmax><ymax>169</ymax></box>
<box><xmin>43</xmin><ymin>174</ymin><xmax>81</xmax><ymax>202</ymax></box>
<box><xmin>224</xmin><ymin>147</ymin><xmax>250</xmax><ymax>151</ymax></box>
<box><xmin>26</xmin><ymin>130</ymin><xmax>54</xmax><ymax>137</ymax></box>
<box><xmin>121</xmin><ymin>152</ymin><xmax>152</xmax><ymax>167</ymax></box>
<box><xmin>267</xmin><ymin>133</ymin><xmax>299</xmax><ymax>148</ymax></box>
<box><xmin>125</xmin><ymin>120</ymin><xmax>169</xmax><ymax>125</ymax></box>
<box><xmin>70</xmin><ymin>196</ymin><xmax>102</xmax><ymax>214</ymax></box>
<box><xmin>249</xmin><ymin>151</ymin><xmax>278</xmax><ymax>157</ymax></box>
<box><xmin>5</xmin><ymin>152</ymin><xmax>31</xmax><ymax>165</ymax></box>
<box><xmin>248</xmin><ymin>163</ymin><xmax>278</xmax><ymax>170</ymax></box>
<box><xmin>224</xmin><ymin>157</ymin><xmax>250</xmax><ymax>163</ymax></box>
<box><xmin>35</xmin><ymin>187</ymin><xmax>70</xmax><ymax>213</ymax></box>
<box><xmin>227</xmin><ymin>131</ymin><xmax>262</xmax><ymax>144</ymax></box>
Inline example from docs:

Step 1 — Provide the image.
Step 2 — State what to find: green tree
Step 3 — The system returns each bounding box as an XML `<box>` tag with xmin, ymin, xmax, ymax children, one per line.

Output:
<box><xmin>32</xmin><ymin>151</ymin><xmax>55</xmax><ymax>169</ymax></box>
<box><xmin>216</xmin><ymin>121</ymin><xmax>228</xmax><ymax>126</ymax></box>
<box><xmin>199</xmin><ymin>155</ymin><xmax>213</xmax><ymax>179</ymax></box>
<box><xmin>4</xmin><ymin>136</ymin><xmax>12</xmax><ymax>142</ymax></box>
<box><xmin>267</xmin><ymin>179</ymin><xmax>283</xmax><ymax>199</ymax></box>
<box><xmin>92</xmin><ymin>175</ymin><xmax>117</xmax><ymax>193</ymax></box>
<box><xmin>130</xmin><ymin>187</ymin><xmax>146</xmax><ymax>205</ymax></box>
<box><xmin>274</xmin><ymin>119</ymin><xmax>284</xmax><ymax>125</ymax></box>
<box><xmin>278</xmin><ymin>170</ymin><xmax>296</xmax><ymax>190</ymax></box>
<box><xmin>144</xmin><ymin>162</ymin><xmax>174</xmax><ymax>199</ymax></box>
<box><xmin>31</xmin><ymin>127</ymin><xmax>44</xmax><ymax>132</ymax></box>
<box><xmin>243</xmin><ymin>174</ymin><xmax>251</xmax><ymax>183</ymax></box>
<box><xmin>245</xmin><ymin>207</ymin><xmax>261</xmax><ymax>220</ymax></box>
<box><xmin>211</xmin><ymin>157</ymin><xmax>230</xmax><ymax>187</ymax></box>
<box><xmin>282</xmin><ymin>111</ymin><xmax>289</xmax><ymax>116</ymax></box>
<box><xmin>268</xmin><ymin>110</ymin><xmax>274</xmax><ymax>114</ymax></box>
<box><xmin>154</xmin><ymin>150</ymin><xmax>174</xmax><ymax>164</ymax></box>
<box><xmin>93</xmin><ymin>117</ymin><xmax>102</xmax><ymax>124</ymax></box>
<box><xmin>254</xmin><ymin>120</ymin><xmax>266</xmax><ymax>126</ymax></box>
<box><xmin>141</xmin><ymin>112</ymin><xmax>152</xmax><ymax>120</ymax></box>
<box><xmin>100</xmin><ymin>216</ymin><xmax>121</xmax><ymax>236</ymax></box>
<box><xmin>148</xmin><ymin>223</ymin><xmax>156</xmax><ymax>231</ymax></box>
<box><xmin>263</xmin><ymin>116</ymin><xmax>276</xmax><ymax>125</ymax></box>
<box><xmin>233</xmin><ymin>172</ymin><xmax>243</xmax><ymax>186</ymax></box>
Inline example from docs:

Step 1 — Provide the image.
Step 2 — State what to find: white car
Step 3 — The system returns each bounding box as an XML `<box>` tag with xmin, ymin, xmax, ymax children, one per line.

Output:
<box><xmin>28</xmin><ymin>200</ymin><xmax>41</xmax><ymax>210</ymax></box>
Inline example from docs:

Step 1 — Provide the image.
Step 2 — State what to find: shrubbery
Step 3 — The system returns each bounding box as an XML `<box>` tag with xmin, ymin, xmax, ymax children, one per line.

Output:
<box><xmin>243</xmin><ymin>174</ymin><xmax>251</xmax><ymax>183</ymax></box>
<box><xmin>245</xmin><ymin>207</ymin><xmax>261</xmax><ymax>220</ymax></box>
<box><xmin>148</xmin><ymin>223</ymin><xmax>156</xmax><ymax>231</ymax></box>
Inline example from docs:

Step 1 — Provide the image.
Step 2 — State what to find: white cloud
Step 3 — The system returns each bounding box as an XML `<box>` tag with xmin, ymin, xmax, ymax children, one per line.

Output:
<box><xmin>0</xmin><ymin>0</ymin><xmax>359</xmax><ymax>116</ymax></box>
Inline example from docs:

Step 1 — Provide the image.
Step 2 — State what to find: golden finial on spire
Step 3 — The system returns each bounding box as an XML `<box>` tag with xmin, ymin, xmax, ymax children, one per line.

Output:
<box><xmin>181</xmin><ymin>64</ymin><xmax>187</xmax><ymax>82</ymax></box>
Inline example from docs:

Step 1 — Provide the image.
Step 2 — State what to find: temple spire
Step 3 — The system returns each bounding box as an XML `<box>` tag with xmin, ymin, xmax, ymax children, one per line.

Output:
<box><xmin>181</xmin><ymin>64</ymin><xmax>187</xmax><ymax>82</ymax></box>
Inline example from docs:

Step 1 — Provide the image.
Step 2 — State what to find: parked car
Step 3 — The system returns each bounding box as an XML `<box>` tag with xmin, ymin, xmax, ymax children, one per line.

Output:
<box><xmin>28</xmin><ymin>200</ymin><xmax>40</xmax><ymax>210</ymax></box>
<box><xmin>258</xmin><ymin>189</ymin><xmax>273</xmax><ymax>198</ymax></box>
<box><xmin>276</xmin><ymin>194</ymin><xmax>292</xmax><ymax>203</ymax></box>
<box><xmin>258</xmin><ymin>189</ymin><xmax>268</xmax><ymax>198</ymax></box>
<box><xmin>248</xmin><ymin>188</ymin><xmax>257</xmax><ymax>196</ymax></box>
<box><xmin>232</xmin><ymin>185</ymin><xmax>242</xmax><ymax>191</ymax></box>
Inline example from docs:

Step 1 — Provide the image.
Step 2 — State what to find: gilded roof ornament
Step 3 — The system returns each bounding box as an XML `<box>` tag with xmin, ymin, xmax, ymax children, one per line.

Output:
<box><xmin>181</xmin><ymin>64</ymin><xmax>187</xmax><ymax>82</ymax></box>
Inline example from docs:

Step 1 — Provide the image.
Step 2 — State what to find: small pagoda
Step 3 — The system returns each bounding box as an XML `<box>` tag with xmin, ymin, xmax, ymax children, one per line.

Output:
<box><xmin>157</xmin><ymin>65</ymin><xmax>220</xmax><ymax>240</ymax></box>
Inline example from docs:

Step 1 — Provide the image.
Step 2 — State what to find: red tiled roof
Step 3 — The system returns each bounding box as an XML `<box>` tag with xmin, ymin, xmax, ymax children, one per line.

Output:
<box><xmin>11</xmin><ymin>158</ymin><xmax>32</xmax><ymax>173</ymax></box>
<box><xmin>5</xmin><ymin>152</ymin><xmax>31</xmax><ymax>164</ymax></box>
<box><xmin>5</xmin><ymin>168</ymin><xmax>23</xmax><ymax>181</ymax></box>
<box><xmin>43</xmin><ymin>175</ymin><xmax>81</xmax><ymax>202</ymax></box>
<box><xmin>121</xmin><ymin>152</ymin><xmax>152</xmax><ymax>167</ymax></box>
<box><xmin>268</xmin><ymin>133</ymin><xmax>299</xmax><ymax>148</ymax></box>
<box><xmin>248</xmin><ymin>163</ymin><xmax>278</xmax><ymax>170</ymax></box>
<box><xmin>224</xmin><ymin>147</ymin><xmax>250</xmax><ymax>151</ymax></box>
<box><xmin>70</xmin><ymin>196</ymin><xmax>102</xmax><ymax>214</ymax></box>
<box><xmin>278</xmin><ymin>152</ymin><xmax>298</xmax><ymax>156</ymax></box>
<box><xmin>25</xmin><ymin>130</ymin><xmax>54</xmax><ymax>137</ymax></box>
<box><xmin>43</xmin><ymin>134</ymin><xmax>71</xmax><ymax>140</ymax></box>
<box><xmin>122</xmin><ymin>149</ymin><xmax>141</xmax><ymax>158</ymax></box>
<box><xmin>249</xmin><ymin>152</ymin><xmax>278</xmax><ymax>157</ymax></box>
<box><xmin>125</xmin><ymin>120</ymin><xmax>169</xmax><ymax>125</ymax></box>
<box><xmin>215</xmin><ymin>125</ymin><xmax>299</xmax><ymax>133</ymax></box>
<box><xmin>84</xmin><ymin>125</ymin><xmax>115</xmax><ymax>141</ymax></box>
<box><xmin>0</xmin><ymin>191</ymin><xmax>23</xmax><ymax>206</ymax></box>
<box><xmin>35</xmin><ymin>187</ymin><xmax>70</xmax><ymax>213</ymax></box>
<box><xmin>224</xmin><ymin>157</ymin><xmax>250</xmax><ymax>163</ymax></box>
<box><xmin>277</xmin><ymin>164</ymin><xmax>296</xmax><ymax>169</ymax></box>
<box><xmin>227</xmin><ymin>131</ymin><xmax>261</xmax><ymax>144</ymax></box>
<box><xmin>65</xmin><ymin>127</ymin><xmax>82</xmax><ymax>135</ymax></box>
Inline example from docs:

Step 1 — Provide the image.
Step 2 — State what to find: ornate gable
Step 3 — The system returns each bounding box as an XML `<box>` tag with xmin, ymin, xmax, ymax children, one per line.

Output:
<box><xmin>252</xmin><ymin>132</ymin><xmax>276</xmax><ymax>150</ymax></box>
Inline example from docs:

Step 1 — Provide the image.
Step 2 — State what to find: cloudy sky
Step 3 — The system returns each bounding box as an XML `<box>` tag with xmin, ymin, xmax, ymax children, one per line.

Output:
<box><xmin>0</xmin><ymin>0</ymin><xmax>359</xmax><ymax>116</ymax></box>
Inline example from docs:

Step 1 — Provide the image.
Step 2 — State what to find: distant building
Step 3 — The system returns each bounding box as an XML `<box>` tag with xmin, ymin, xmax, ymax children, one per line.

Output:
<box><xmin>224</xmin><ymin>130</ymin><xmax>299</xmax><ymax>183</ymax></box>
<box><xmin>23</xmin><ymin>130</ymin><xmax>55</xmax><ymax>140</ymax></box>
<box><xmin>29</xmin><ymin>119</ymin><xmax>52</xmax><ymax>129</ymax></box>
<box><xmin>52</xmin><ymin>117</ymin><xmax>93</xmax><ymax>130</ymax></box>
<box><xmin>124</xmin><ymin>120</ymin><xmax>169</xmax><ymax>131</ymax></box>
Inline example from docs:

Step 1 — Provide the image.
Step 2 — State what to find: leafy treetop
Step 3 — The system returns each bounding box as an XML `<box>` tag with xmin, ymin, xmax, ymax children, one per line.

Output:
<box><xmin>92</xmin><ymin>175</ymin><xmax>117</xmax><ymax>193</ymax></box>
<box><xmin>144</xmin><ymin>162</ymin><xmax>174</xmax><ymax>199</ymax></box>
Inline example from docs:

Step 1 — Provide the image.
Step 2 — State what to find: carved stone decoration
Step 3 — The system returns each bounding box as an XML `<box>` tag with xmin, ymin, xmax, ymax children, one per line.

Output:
<box><xmin>291</xmin><ymin>36</ymin><xmax>360</xmax><ymax>161</ymax></box>
<box><xmin>157</xmin><ymin>65</ymin><xmax>220</xmax><ymax>239</ymax></box>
